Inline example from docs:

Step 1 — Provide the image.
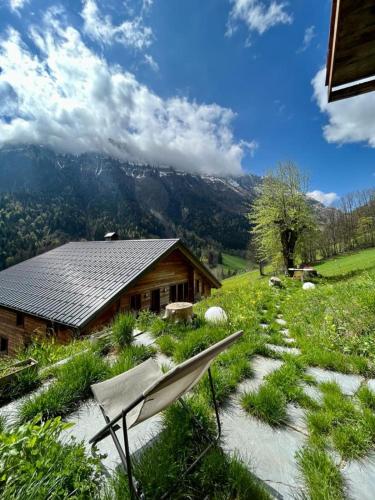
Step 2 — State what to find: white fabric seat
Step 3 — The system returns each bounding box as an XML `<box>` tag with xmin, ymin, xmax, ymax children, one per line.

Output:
<box><xmin>91</xmin><ymin>330</ymin><xmax>243</xmax><ymax>430</ymax></box>
<box><xmin>90</xmin><ymin>330</ymin><xmax>243</xmax><ymax>499</ymax></box>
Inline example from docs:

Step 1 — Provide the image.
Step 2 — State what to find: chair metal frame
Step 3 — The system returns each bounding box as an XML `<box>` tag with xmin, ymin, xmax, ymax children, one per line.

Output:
<box><xmin>89</xmin><ymin>367</ymin><xmax>221</xmax><ymax>499</ymax></box>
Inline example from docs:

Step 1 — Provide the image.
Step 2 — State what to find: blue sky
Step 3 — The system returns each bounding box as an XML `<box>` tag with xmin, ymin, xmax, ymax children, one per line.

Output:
<box><xmin>0</xmin><ymin>0</ymin><xmax>374</xmax><ymax>205</ymax></box>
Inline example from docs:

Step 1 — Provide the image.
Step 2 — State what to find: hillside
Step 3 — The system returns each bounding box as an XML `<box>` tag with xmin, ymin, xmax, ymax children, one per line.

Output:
<box><xmin>0</xmin><ymin>145</ymin><xmax>260</xmax><ymax>269</ymax></box>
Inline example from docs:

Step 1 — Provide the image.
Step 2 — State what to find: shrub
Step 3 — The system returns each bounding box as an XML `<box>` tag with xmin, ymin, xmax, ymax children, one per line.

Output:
<box><xmin>0</xmin><ymin>416</ymin><xmax>103</xmax><ymax>499</ymax></box>
<box><xmin>112</xmin><ymin>313</ymin><xmax>135</xmax><ymax>348</ymax></box>
<box><xmin>136</xmin><ymin>309</ymin><xmax>156</xmax><ymax>331</ymax></box>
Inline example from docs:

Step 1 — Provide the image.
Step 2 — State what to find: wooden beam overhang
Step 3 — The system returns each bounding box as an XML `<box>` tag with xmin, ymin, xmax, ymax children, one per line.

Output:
<box><xmin>326</xmin><ymin>0</ymin><xmax>375</xmax><ymax>102</ymax></box>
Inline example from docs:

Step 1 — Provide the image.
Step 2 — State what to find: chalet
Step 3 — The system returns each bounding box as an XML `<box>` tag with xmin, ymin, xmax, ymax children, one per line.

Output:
<box><xmin>0</xmin><ymin>238</ymin><xmax>220</xmax><ymax>355</ymax></box>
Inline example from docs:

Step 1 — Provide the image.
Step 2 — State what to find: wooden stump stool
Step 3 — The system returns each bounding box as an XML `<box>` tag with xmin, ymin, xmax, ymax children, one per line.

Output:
<box><xmin>165</xmin><ymin>302</ymin><xmax>193</xmax><ymax>322</ymax></box>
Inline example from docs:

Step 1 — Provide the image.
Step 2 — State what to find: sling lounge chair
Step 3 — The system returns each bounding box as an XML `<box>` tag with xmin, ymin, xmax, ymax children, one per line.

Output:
<box><xmin>89</xmin><ymin>329</ymin><xmax>243</xmax><ymax>498</ymax></box>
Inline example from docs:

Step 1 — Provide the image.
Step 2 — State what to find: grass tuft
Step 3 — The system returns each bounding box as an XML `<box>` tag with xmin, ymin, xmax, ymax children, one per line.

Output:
<box><xmin>112</xmin><ymin>313</ymin><xmax>135</xmax><ymax>348</ymax></box>
<box><xmin>242</xmin><ymin>384</ymin><xmax>287</xmax><ymax>426</ymax></box>
<box><xmin>296</xmin><ymin>445</ymin><xmax>345</xmax><ymax>500</ymax></box>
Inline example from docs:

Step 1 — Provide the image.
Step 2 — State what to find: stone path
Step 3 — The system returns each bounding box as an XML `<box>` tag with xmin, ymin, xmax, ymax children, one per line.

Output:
<box><xmin>306</xmin><ymin>366</ymin><xmax>364</xmax><ymax>396</ymax></box>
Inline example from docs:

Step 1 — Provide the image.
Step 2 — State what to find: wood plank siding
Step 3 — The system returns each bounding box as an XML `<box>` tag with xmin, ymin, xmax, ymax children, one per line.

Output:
<box><xmin>0</xmin><ymin>247</ymin><xmax>215</xmax><ymax>355</ymax></box>
<box><xmin>83</xmin><ymin>248</ymin><xmax>212</xmax><ymax>332</ymax></box>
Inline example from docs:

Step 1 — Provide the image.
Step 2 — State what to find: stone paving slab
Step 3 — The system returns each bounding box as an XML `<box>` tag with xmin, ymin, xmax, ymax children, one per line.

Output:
<box><xmin>64</xmin><ymin>399</ymin><xmax>163</xmax><ymax>471</ymax></box>
<box><xmin>275</xmin><ymin>318</ymin><xmax>287</xmax><ymax>326</ymax></box>
<box><xmin>133</xmin><ymin>331</ymin><xmax>156</xmax><ymax>347</ymax></box>
<box><xmin>283</xmin><ymin>338</ymin><xmax>296</xmax><ymax>345</ymax></box>
<box><xmin>301</xmin><ymin>383</ymin><xmax>322</xmax><ymax>404</ymax></box>
<box><xmin>265</xmin><ymin>344</ymin><xmax>301</xmax><ymax>356</ymax></box>
<box><xmin>286</xmin><ymin>404</ymin><xmax>308</xmax><ymax>435</ymax></box>
<box><xmin>237</xmin><ymin>356</ymin><xmax>283</xmax><ymax>393</ymax></box>
<box><xmin>306</xmin><ymin>367</ymin><xmax>364</xmax><ymax>395</ymax></box>
<box><xmin>342</xmin><ymin>456</ymin><xmax>375</xmax><ymax>500</ymax></box>
<box><xmin>221</xmin><ymin>398</ymin><xmax>305</xmax><ymax>499</ymax></box>
<box><xmin>367</xmin><ymin>379</ymin><xmax>375</xmax><ymax>392</ymax></box>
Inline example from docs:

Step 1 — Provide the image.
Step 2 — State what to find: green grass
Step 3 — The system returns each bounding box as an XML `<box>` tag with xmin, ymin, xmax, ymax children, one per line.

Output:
<box><xmin>0</xmin><ymin>416</ymin><xmax>103</xmax><ymax>500</ymax></box>
<box><xmin>19</xmin><ymin>350</ymin><xmax>109</xmax><ymax>423</ymax></box>
<box><xmin>111</xmin><ymin>313</ymin><xmax>135</xmax><ymax>348</ymax></box>
<box><xmin>241</xmin><ymin>358</ymin><xmax>316</xmax><ymax>426</ymax></box>
<box><xmin>315</xmin><ymin>247</ymin><xmax>375</xmax><ymax>277</ymax></box>
<box><xmin>307</xmin><ymin>382</ymin><xmax>375</xmax><ymax>460</ymax></box>
<box><xmin>105</xmin><ymin>398</ymin><xmax>270</xmax><ymax>499</ymax></box>
<box><xmin>222</xmin><ymin>253</ymin><xmax>249</xmax><ymax>271</ymax></box>
<box><xmin>20</xmin><ymin>337</ymin><xmax>91</xmax><ymax>369</ymax></box>
<box><xmin>296</xmin><ymin>446</ymin><xmax>346</xmax><ymax>500</ymax></box>
<box><xmin>242</xmin><ymin>384</ymin><xmax>287</xmax><ymax>426</ymax></box>
<box><xmin>18</xmin><ymin>343</ymin><xmax>155</xmax><ymax>423</ymax></box>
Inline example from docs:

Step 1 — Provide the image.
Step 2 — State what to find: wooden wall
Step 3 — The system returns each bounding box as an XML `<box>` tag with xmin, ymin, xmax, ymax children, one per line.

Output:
<box><xmin>0</xmin><ymin>306</ymin><xmax>76</xmax><ymax>356</ymax></box>
<box><xmin>84</xmin><ymin>248</ymin><xmax>213</xmax><ymax>333</ymax></box>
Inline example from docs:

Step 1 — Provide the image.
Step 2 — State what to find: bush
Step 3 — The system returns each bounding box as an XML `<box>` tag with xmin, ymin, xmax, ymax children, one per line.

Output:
<box><xmin>0</xmin><ymin>416</ymin><xmax>103</xmax><ymax>499</ymax></box>
<box><xmin>112</xmin><ymin>313</ymin><xmax>135</xmax><ymax>348</ymax></box>
<box><xmin>136</xmin><ymin>309</ymin><xmax>156</xmax><ymax>331</ymax></box>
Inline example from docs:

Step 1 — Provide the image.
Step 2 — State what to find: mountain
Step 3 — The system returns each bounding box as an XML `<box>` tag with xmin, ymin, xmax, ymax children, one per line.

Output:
<box><xmin>0</xmin><ymin>145</ymin><xmax>260</xmax><ymax>270</ymax></box>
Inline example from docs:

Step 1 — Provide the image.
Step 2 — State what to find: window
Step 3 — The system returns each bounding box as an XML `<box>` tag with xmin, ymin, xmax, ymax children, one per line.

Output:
<box><xmin>170</xmin><ymin>282</ymin><xmax>189</xmax><ymax>302</ymax></box>
<box><xmin>0</xmin><ymin>336</ymin><xmax>8</xmax><ymax>354</ymax></box>
<box><xmin>130</xmin><ymin>294</ymin><xmax>141</xmax><ymax>312</ymax></box>
<box><xmin>195</xmin><ymin>279</ymin><xmax>200</xmax><ymax>293</ymax></box>
<box><xmin>16</xmin><ymin>312</ymin><xmax>24</xmax><ymax>327</ymax></box>
<box><xmin>169</xmin><ymin>285</ymin><xmax>177</xmax><ymax>302</ymax></box>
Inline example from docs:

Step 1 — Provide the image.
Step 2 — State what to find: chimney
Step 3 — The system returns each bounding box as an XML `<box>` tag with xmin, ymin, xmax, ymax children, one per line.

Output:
<box><xmin>104</xmin><ymin>231</ymin><xmax>119</xmax><ymax>241</ymax></box>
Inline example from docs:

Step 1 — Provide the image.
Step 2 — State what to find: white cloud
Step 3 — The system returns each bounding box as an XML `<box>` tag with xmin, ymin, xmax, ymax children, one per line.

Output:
<box><xmin>227</xmin><ymin>0</ymin><xmax>293</xmax><ymax>39</ymax></box>
<box><xmin>0</xmin><ymin>12</ymin><xmax>253</xmax><ymax>176</ymax></box>
<box><xmin>8</xmin><ymin>0</ymin><xmax>29</xmax><ymax>12</ymax></box>
<box><xmin>307</xmin><ymin>190</ymin><xmax>339</xmax><ymax>206</ymax></box>
<box><xmin>313</xmin><ymin>68</ymin><xmax>375</xmax><ymax>148</ymax></box>
<box><xmin>144</xmin><ymin>53</ymin><xmax>159</xmax><ymax>72</ymax></box>
<box><xmin>82</xmin><ymin>0</ymin><xmax>153</xmax><ymax>50</ymax></box>
<box><xmin>298</xmin><ymin>25</ymin><xmax>315</xmax><ymax>53</ymax></box>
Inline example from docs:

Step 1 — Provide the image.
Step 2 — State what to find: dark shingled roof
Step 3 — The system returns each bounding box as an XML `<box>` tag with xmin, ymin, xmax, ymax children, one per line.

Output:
<box><xmin>0</xmin><ymin>239</ymin><xmax>181</xmax><ymax>328</ymax></box>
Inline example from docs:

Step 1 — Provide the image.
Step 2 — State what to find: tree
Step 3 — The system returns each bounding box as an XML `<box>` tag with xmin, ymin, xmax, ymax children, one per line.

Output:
<box><xmin>250</xmin><ymin>162</ymin><xmax>317</xmax><ymax>275</ymax></box>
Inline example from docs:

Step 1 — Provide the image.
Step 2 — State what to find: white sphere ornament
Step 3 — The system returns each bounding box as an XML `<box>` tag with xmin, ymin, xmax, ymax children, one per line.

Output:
<box><xmin>303</xmin><ymin>282</ymin><xmax>316</xmax><ymax>290</ymax></box>
<box><xmin>205</xmin><ymin>306</ymin><xmax>228</xmax><ymax>324</ymax></box>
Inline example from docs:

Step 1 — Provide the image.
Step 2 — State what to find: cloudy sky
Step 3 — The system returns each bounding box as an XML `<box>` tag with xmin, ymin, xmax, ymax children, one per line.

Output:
<box><xmin>0</xmin><ymin>0</ymin><xmax>374</xmax><ymax>203</ymax></box>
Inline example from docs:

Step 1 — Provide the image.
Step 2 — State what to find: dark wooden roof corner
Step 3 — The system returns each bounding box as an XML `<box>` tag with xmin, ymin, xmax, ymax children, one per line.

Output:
<box><xmin>326</xmin><ymin>0</ymin><xmax>375</xmax><ymax>102</ymax></box>
<box><xmin>0</xmin><ymin>239</ymin><xmax>220</xmax><ymax>329</ymax></box>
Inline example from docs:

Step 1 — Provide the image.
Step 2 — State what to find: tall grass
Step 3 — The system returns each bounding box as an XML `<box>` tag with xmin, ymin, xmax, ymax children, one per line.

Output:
<box><xmin>19</xmin><ymin>351</ymin><xmax>109</xmax><ymax>422</ymax></box>
<box><xmin>296</xmin><ymin>446</ymin><xmax>345</xmax><ymax>500</ymax></box>
<box><xmin>112</xmin><ymin>313</ymin><xmax>135</xmax><ymax>348</ymax></box>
